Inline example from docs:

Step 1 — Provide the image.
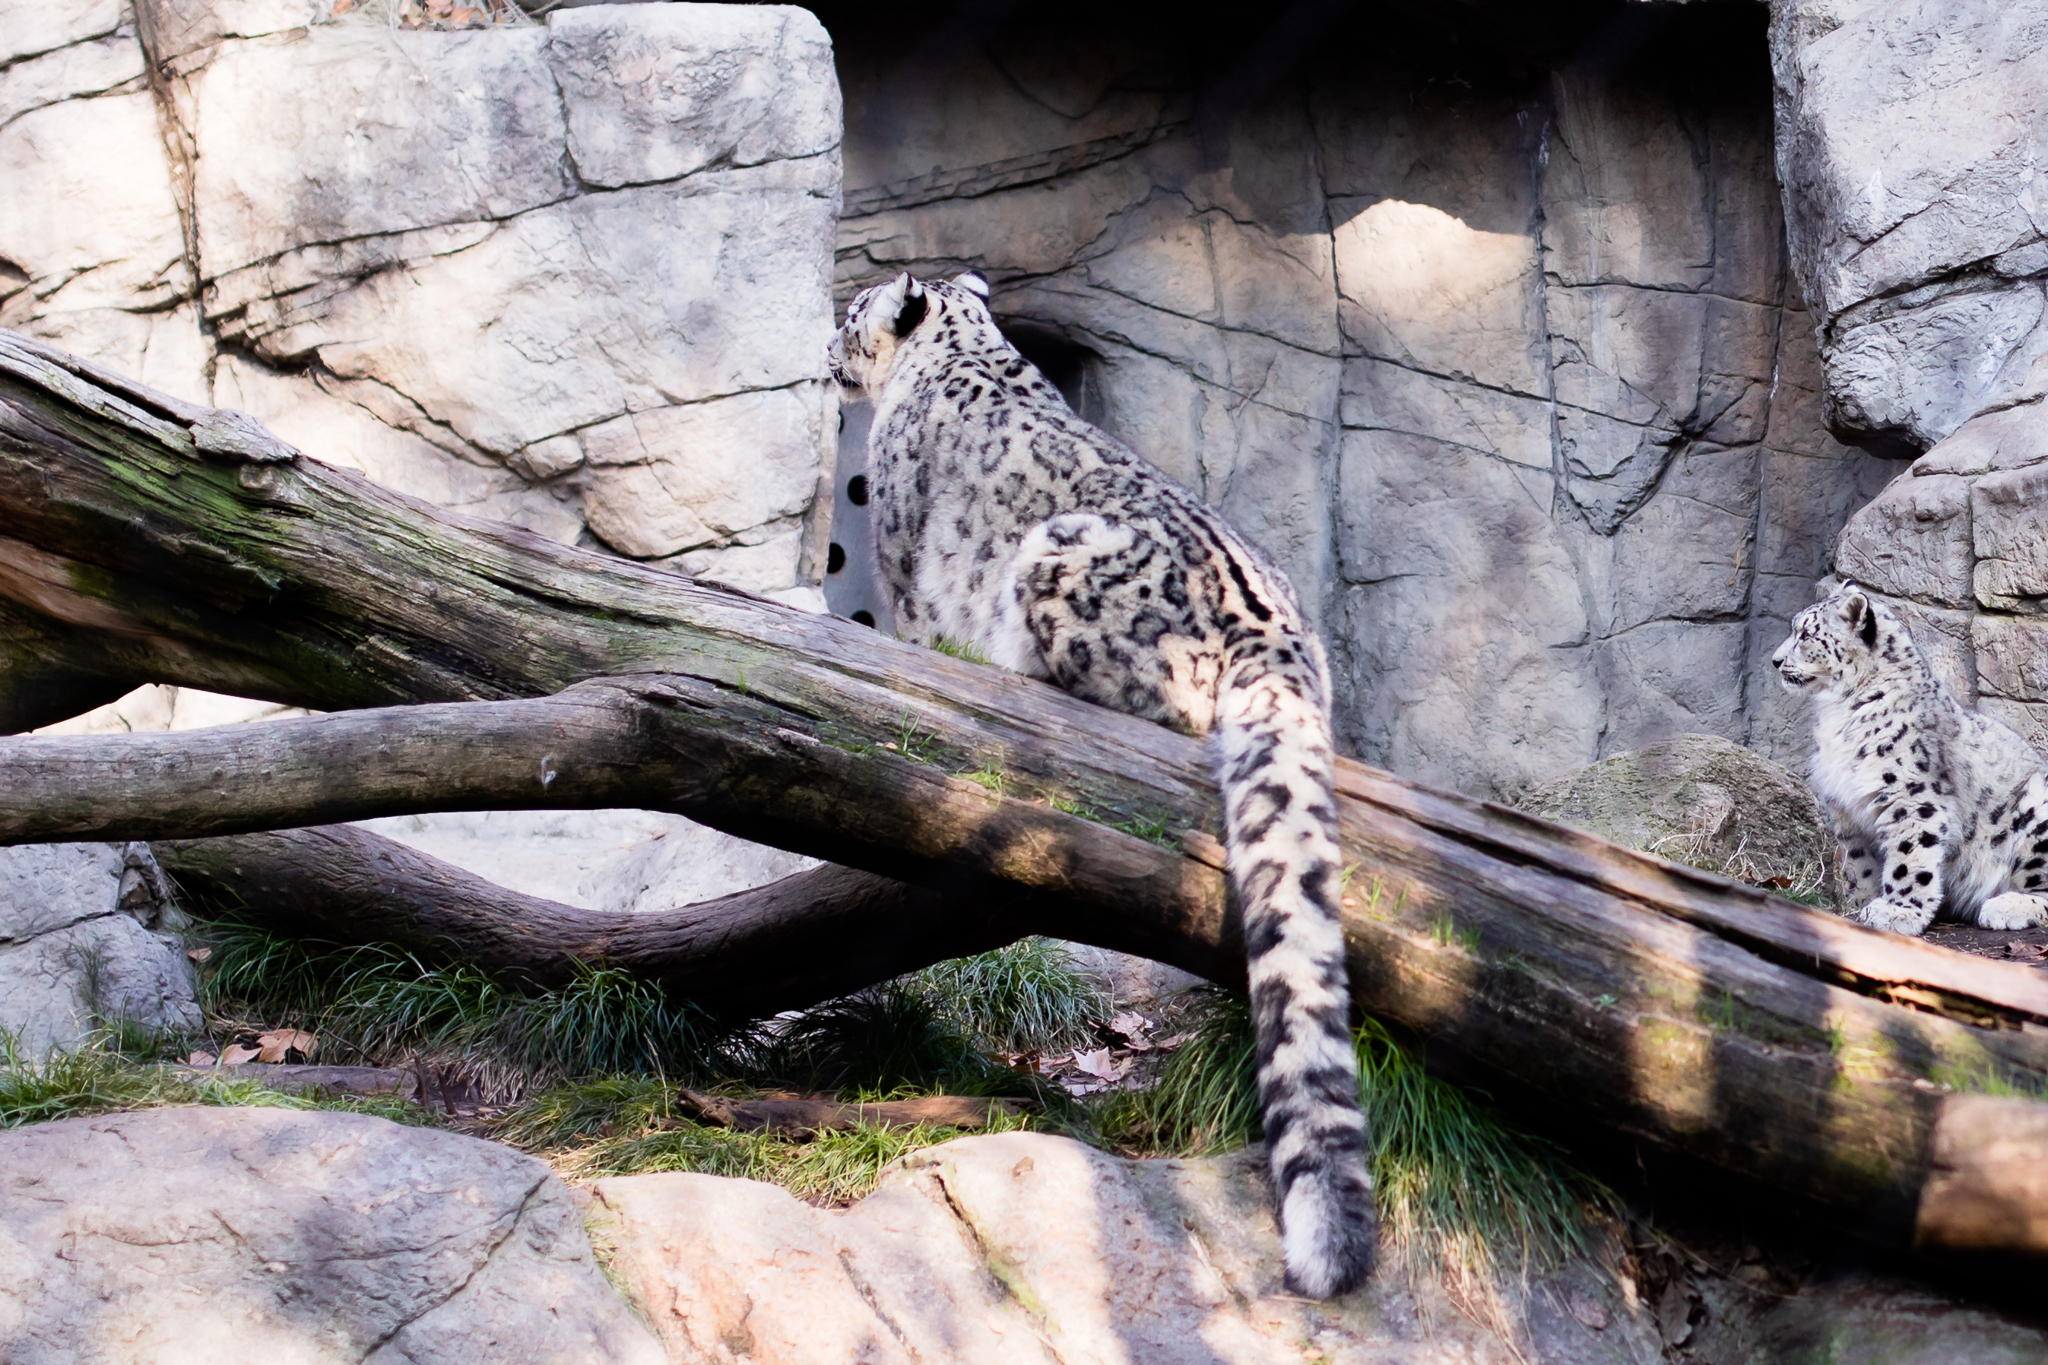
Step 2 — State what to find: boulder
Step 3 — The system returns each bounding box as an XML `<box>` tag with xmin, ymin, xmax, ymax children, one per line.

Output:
<box><xmin>1520</xmin><ymin>733</ymin><xmax>1833</xmax><ymax>895</ymax></box>
<box><xmin>0</xmin><ymin>841</ymin><xmax>199</xmax><ymax>1054</ymax></box>
<box><xmin>592</xmin><ymin>1129</ymin><xmax>2048</xmax><ymax>1365</ymax></box>
<box><xmin>0</xmin><ymin>1107</ymin><xmax>665</xmax><ymax>1363</ymax></box>
<box><xmin>591</xmin><ymin>1131</ymin><xmax>1658</xmax><ymax>1365</ymax></box>
<box><xmin>1771</xmin><ymin>0</ymin><xmax>2048</xmax><ymax>455</ymax></box>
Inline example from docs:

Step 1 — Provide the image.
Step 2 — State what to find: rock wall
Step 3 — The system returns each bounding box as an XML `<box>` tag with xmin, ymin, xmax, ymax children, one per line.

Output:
<box><xmin>1</xmin><ymin>0</ymin><xmax>842</xmax><ymax>604</ymax></box>
<box><xmin>1778</xmin><ymin>0</ymin><xmax>2048</xmax><ymax>754</ymax></box>
<box><xmin>822</xmin><ymin>1</ymin><xmax>1895</xmax><ymax>799</ymax></box>
<box><xmin>0</xmin><ymin>841</ymin><xmax>199</xmax><ymax>1054</ymax></box>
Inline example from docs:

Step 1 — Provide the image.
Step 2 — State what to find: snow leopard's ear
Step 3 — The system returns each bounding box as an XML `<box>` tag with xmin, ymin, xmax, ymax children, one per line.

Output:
<box><xmin>953</xmin><ymin>270</ymin><xmax>990</xmax><ymax>298</ymax></box>
<box><xmin>1837</xmin><ymin>583</ymin><xmax>1878</xmax><ymax>647</ymax></box>
<box><xmin>890</xmin><ymin>273</ymin><xmax>928</xmax><ymax>337</ymax></box>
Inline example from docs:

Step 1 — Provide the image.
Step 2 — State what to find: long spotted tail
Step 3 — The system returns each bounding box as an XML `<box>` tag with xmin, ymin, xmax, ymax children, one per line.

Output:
<box><xmin>1215</xmin><ymin>648</ymin><xmax>1376</xmax><ymax>1297</ymax></box>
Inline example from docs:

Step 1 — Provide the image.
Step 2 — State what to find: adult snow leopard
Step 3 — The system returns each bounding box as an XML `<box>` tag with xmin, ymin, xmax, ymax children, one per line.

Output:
<box><xmin>1773</xmin><ymin>580</ymin><xmax>2048</xmax><ymax>936</ymax></box>
<box><xmin>828</xmin><ymin>271</ymin><xmax>1375</xmax><ymax>1297</ymax></box>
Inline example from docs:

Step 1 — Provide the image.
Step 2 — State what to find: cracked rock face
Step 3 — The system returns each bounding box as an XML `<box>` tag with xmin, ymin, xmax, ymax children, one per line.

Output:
<box><xmin>592</xmin><ymin>1131</ymin><xmax>1657</xmax><ymax>1365</ymax></box>
<box><xmin>1</xmin><ymin>0</ymin><xmax>842</xmax><ymax>605</ymax></box>
<box><xmin>1832</xmin><ymin>397</ymin><xmax>2048</xmax><ymax>755</ymax></box>
<box><xmin>1771</xmin><ymin>0</ymin><xmax>2048</xmax><ymax>457</ymax></box>
<box><xmin>0</xmin><ymin>1107</ymin><xmax>666</xmax><ymax>1364</ymax></box>
<box><xmin>1774</xmin><ymin>0</ymin><xmax>2048</xmax><ymax>765</ymax></box>
<box><xmin>0</xmin><ymin>841</ymin><xmax>199</xmax><ymax>1053</ymax></box>
<box><xmin>593</xmin><ymin>1129</ymin><xmax>2048</xmax><ymax>1365</ymax></box>
<box><xmin>829</xmin><ymin>5</ymin><xmax>1896</xmax><ymax>799</ymax></box>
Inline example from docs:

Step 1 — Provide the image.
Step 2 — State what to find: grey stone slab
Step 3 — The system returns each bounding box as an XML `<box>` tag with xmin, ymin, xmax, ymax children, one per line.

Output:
<box><xmin>0</xmin><ymin>29</ymin><xmax>144</xmax><ymax>128</ymax></box>
<box><xmin>0</xmin><ymin>842</ymin><xmax>199</xmax><ymax>1055</ymax></box>
<box><xmin>1335</xmin><ymin>430</ymin><xmax>1600</xmax><ymax>799</ymax></box>
<box><xmin>1974</xmin><ymin>614</ymin><xmax>2048</xmax><ymax>703</ymax></box>
<box><xmin>595</xmin><ymin>1132</ymin><xmax>1664</xmax><ymax>1365</ymax></box>
<box><xmin>1773</xmin><ymin>0</ymin><xmax>2048</xmax><ymax>450</ymax></box>
<box><xmin>546</xmin><ymin>4</ymin><xmax>838</xmax><ymax>190</ymax></box>
<box><xmin>0</xmin><ymin>90</ymin><xmax>190</xmax><ymax>317</ymax></box>
<box><xmin>190</xmin><ymin>25</ymin><xmax>574</xmax><ymax>276</ymax></box>
<box><xmin>1339</xmin><ymin>357</ymin><xmax>1552</xmax><ymax>469</ymax></box>
<box><xmin>1973</xmin><ymin>456</ymin><xmax>2048</xmax><ymax>610</ymax></box>
<box><xmin>0</xmin><ymin>1108</ymin><xmax>666</xmax><ymax>1364</ymax></box>
<box><xmin>1331</xmin><ymin>194</ymin><xmax>1547</xmax><ymax>396</ymax></box>
<box><xmin>0</xmin><ymin>0</ymin><xmax>124</xmax><ymax>65</ymax></box>
<box><xmin>1833</xmin><ymin>470</ymin><xmax>1975</xmax><ymax>606</ymax></box>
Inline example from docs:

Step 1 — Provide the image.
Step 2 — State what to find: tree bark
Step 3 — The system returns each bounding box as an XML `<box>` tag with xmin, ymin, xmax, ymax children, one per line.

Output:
<box><xmin>6</xmin><ymin>326</ymin><xmax>2048</xmax><ymax>1255</ymax></box>
<box><xmin>158</xmin><ymin>825</ymin><xmax>1033</xmax><ymax>1019</ymax></box>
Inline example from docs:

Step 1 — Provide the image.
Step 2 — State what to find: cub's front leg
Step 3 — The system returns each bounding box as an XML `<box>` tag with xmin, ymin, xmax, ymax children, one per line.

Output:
<box><xmin>1823</xmin><ymin>802</ymin><xmax>1881</xmax><ymax>912</ymax></box>
<box><xmin>1850</xmin><ymin>795</ymin><xmax>1956</xmax><ymax>936</ymax></box>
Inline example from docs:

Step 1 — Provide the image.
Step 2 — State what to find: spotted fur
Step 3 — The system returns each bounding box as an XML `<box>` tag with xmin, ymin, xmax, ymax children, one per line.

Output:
<box><xmin>1773</xmin><ymin>581</ymin><xmax>2048</xmax><ymax>935</ymax></box>
<box><xmin>830</xmin><ymin>271</ymin><xmax>1376</xmax><ymax>1296</ymax></box>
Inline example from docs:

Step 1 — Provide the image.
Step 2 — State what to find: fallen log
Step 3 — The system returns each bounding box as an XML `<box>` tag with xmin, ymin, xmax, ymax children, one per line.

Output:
<box><xmin>5</xmin><ymin>327</ymin><xmax>2048</xmax><ymax>1256</ymax></box>
<box><xmin>676</xmin><ymin>1090</ymin><xmax>1024</xmax><ymax>1135</ymax></box>
<box><xmin>159</xmin><ymin>825</ymin><xmax>1032</xmax><ymax>1019</ymax></box>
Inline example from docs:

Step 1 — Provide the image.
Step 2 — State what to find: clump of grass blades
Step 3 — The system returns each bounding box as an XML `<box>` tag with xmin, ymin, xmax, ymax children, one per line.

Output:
<box><xmin>201</xmin><ymin>923</ymin><xmax>721</xmax><ymax>1094</ymax></box>
<box><xmin>910</xmin><ymin>937</ymin><xmax>1106</xmax><ymax>1054</ymax></box>
<box><xmin>496</xmin><ymin>1072</ymin><xmax>1031</xmax><ymax>1202</ymax></box>
<box><xmin>0</xmin><ymin>1030</ymin><xmax>426</xmax><ymax>1129</ymax></box>
<box><xmin>1100</xmin><ymin>990</ymin><xmax>1611</xmax><ymax>1330</ymax></box>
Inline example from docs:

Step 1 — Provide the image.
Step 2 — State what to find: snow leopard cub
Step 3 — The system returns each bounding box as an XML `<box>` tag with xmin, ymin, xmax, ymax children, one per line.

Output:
<box><xmin>828</xmin><ymin>271</ymin><xmax>1375</xmax><ymax>1297</ymax></box>
<box><xmin>1773</xmin><ymin>580</ymin><xmax>2048</xmax><ymax>936</ymax></box>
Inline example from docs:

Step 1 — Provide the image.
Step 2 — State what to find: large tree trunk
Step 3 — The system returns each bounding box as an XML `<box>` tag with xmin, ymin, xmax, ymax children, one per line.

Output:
<box><xmin>5</xmin><ymin>327</ymin><xmax>2048</xmax><ymax>1257</ymax></box>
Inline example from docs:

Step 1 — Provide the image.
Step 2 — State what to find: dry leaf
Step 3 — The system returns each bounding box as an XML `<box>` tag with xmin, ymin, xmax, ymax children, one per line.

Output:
<box><xmin>1568</xmin><ymin>1295</ymin><xmax>1609</xmax><ymax>1330</ymax></box>
<box><xmin>1071</xmin><ymin>1047</ymin><xmax>1128</xmax><ymax>1083</ymax></box>
<box><xmin>1152</xmin><ymin>1032</ymin><xmax>1189</xmax><ymax>1052</ymax></box>
<box><xmin>187</xmin><ymin>1050</ymin><xmax>217</xmax><ymax>1067</ymax></box>
<box><xmin>186</xmin><ymin>946</ymin><xmax>212</xmax><ymax>963</ymax></box>
<box><xmin>255</xmin><ymin>1028</ymin><xmax>317</xmax><ymax>1063</ymax></box>
<box><xmin>220</xmin><ymin>1043</ymin><xmax>261</xmax><ymax>1065</ymax></box>
<box><xmin>1108</xmin><ymin>1011</ymin><xmax>1153</xmax><ymax>1050</ymax></box>
<box><xmin>2006</xmin><ymin>941</ymin><xmax>2048</xmax><ymax>962</ymax></box>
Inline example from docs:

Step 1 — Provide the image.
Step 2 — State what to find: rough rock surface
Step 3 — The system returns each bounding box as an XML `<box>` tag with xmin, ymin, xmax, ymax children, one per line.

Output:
<box><xmin>1771</xmin><ymin>0</ymin><xmax>2048</xmax><ymax>457</ymax></box>
<box><xmin>592</xmin><ymin>1129</ymin><xmax>2048</xmax><ymax>1365</ymax></box>
<box><xmin>0</xmin><ymin>0</ymin><xmax>842</xmax><ymax>604</ymax></box>
<box><xmin>593</xmin><ymin>1131</ymin><xmax>1656</xmax><ymax>1365</ymax></box>
<box><xmin>826</xmin><ymin>5</ymin><xmax>1895</xmax><ymax>798</ymax></box>
<box><xmin>0</xmin><ymin>1107</ymin><xmax>665</xmax><ymax>1363</ymax></box>
<box><xmin>1830</xmin><ymin>400</ymin><xmax>2048</xmax><ymax>755</ymax></box>
<box><xmin>1787</xmin><ymin>0</ymin><xmax>2048</xmax><ymax>757</ymax></box>
<box><xmin>0</xmin><ymin>840</ymin><xmax>198</xmax><ymax>1053</ymax></box>
<box><xmin>1521</xmin><ymin>732</ymin><xmax>1834</xmax><ymax>895</ymax></box>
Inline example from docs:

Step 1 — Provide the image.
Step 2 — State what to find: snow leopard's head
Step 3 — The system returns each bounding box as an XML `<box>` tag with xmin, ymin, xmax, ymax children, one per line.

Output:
<box><xmin>1771</xmin><ymin>580</ymin><xmax>1889</xmax><ymax>695</ymax></box>
<box><xmin>828</xmin><ymin>271</ymin><xmax>995</xmax><ymax>395</ymax></box>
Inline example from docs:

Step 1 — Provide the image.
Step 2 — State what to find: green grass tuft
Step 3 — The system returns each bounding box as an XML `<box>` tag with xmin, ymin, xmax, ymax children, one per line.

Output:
<box><xmin>929</xmin><ymin>636</ymin><xmax>991</xmax><ymax>665</ymax></box>
<box><xmin>495</xmin><ymin>1072</ymin><xmax>1031</xmax><ymax>1202</ymax></box>
<box><xmin>201</xmin><ymin>924</ymin><xmax>722</xmax><ymax>1093</ymax></box>
<box><xmin>911</xmin><ymin>937</ymin><xmax>1106</xmax><ymax>1054</ymax></box>
<box><xmin>0</xmin><ymin>1031</ymin><xmax>428</xmax><ymax>1130</ymax></box>
<box><xmin>1099</xmin><ymin>989</ymin><xmax>1611</xmax><ymax>1320</ymax></box>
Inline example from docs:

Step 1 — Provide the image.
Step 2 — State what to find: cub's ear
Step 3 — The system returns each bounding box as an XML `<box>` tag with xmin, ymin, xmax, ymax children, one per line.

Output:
<box><xmin>892</xmin><ymin>274</ymin><xmax>928</xmax><ymax>337</ymax></box>
<box><xmin>953</xmin><ymin>270</ymin><xmax>990</xmax><ymax>298</ymax></box>
<box><xmin>1838</xmin><ymin>585</ymin><xmax>1879</xmax><ymax>646</ymax></box>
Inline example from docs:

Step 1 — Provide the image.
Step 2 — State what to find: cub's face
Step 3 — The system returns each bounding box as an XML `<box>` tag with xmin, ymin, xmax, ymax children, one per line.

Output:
<box><xmin>1772</xmin><ymin>582</ymin><xmax>1880</xmax><ymax>695</ymax></box>
<box><xmin>827</xmin><ymin>271</ymin><xmax>991</xmax><ymax>395</ymax></box>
